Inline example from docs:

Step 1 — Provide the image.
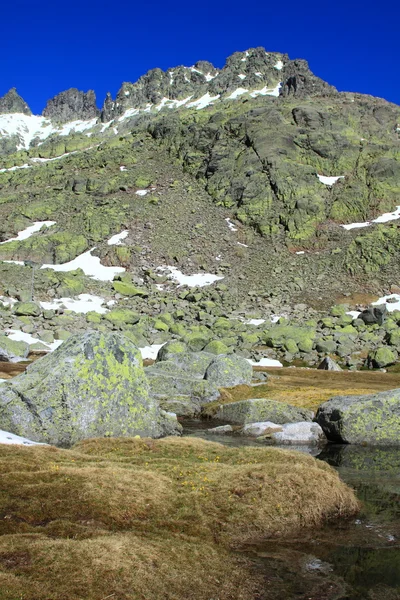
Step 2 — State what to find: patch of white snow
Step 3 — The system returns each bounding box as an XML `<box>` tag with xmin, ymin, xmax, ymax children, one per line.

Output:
<box><xmin>372</xmin><ymin>295</ymin><xmax>400</xmax><ymax>312</ymax></box>
<box><xmin>0</xmin><ymin>221</ymin><xmax>56</xmax><ymax>245</ymax></box>
<box><xmin>0</xmin><ymin>429</ymin><xmax>46</xmax><ymax>446</ymax></box>
<box><xmin>41</xmin><ymin>248</ymin><xmax>125</xmax><ymax>282</ymax></box>
<box><xmin>139</xmin><ymin>343</ymin><xmax>166</xmax><ymax>361</ymax></box>
<box><xmin>227</xmin><ymin>88</ymin><xmax>248</xmax><ymax>100</ymax></box>
<box><xmin>187</xmin><ymin>93</ymin><xmax>220</xmax><ymax>110</ymax></box>
<box><xmin>157</xmin><ymin>266</ymin><xmax>223</xmax><ymax>288</ymax></box>
<box><xmin>40</xmin><ymin>293</ymin><xmax>108</xmax><ymax>314</ymax></box>
<box><xmin>274</xmin><ymin>60</ymin><xmax>284</xmax><ymax>70</ymax></box>
<box><xmin>250</xmin><ymin>82</ymin><xmax>282</xmax><ymax>97</ymax></box>
<box><xmin>107</xmin><ymin>230</ymin><xmax>129</xmax><ymax>246</ymax></box>
<box><xmin>317</xmin><ymin>174</ymin><xmax>345</xmax><ymax>186</ymax></box>
<box><xmin>225</xmin><ymin>217</ymin><xmax>238</xmax><ymax>231</ymax></box>
<box><xmin>136</xmin><ymin>189</ymin><xmax>148</xmax><ymax>196</ymax></box>
<box><xmin>247</xmin><ymin>358</ymin><xmax>283</xmax><ymax>367</ymax></box>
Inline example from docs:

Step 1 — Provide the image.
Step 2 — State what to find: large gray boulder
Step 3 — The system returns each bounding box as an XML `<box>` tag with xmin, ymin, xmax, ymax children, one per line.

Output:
<box><xmin>271</xmin><ymin>422</ymin><xmax>327</xmax><ymax>446</ymax></box>
<box><xmin>214</xmin><ymin>398</ymin><xmax>313</xmax><ymax>425</ymax></box>
<box><xmin>205</xmin><ymin>354</ymin><xmax>253</xmax><ymax>387</ymax></box>
<box><xmin>0</xmin><ymin>331</ymin><xmax>181</xmax><ymax>446</ymax></box>
<box><xmin>316</xmin><ymin>389</ymin><xmax>400</xmax><ymax>445</ymax></box>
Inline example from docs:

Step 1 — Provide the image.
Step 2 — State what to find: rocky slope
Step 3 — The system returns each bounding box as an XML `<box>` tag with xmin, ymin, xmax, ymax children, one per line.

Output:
<box><xmin>0</xmin><ymin>47</ymin><xmax>400</xmax><ymax>370</ymax></box>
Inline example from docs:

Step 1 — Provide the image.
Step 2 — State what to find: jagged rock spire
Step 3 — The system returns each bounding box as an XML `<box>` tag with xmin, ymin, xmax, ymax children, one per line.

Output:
<box><xmin>42</xmin><ymin>88</ymin><xmax>100</xmax><ymax>123</ymax></box>
<box><xmin>0</xmin><ymin>88</ymin><xmax>32</xmax><ymax>115</ymax></box>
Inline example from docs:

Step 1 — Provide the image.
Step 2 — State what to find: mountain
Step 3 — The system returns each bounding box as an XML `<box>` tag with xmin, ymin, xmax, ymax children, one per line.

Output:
<box><xmin>1</xmin><ymin>46</ymin><xmax>400</xmax><ymax>369</ymax></box>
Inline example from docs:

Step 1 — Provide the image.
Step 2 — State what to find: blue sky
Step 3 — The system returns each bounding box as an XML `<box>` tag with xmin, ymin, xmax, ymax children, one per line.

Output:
<box><xmin>2</xmin><ymin>0</ymin><xmax>399</xmax><ymax>114</ymax></box>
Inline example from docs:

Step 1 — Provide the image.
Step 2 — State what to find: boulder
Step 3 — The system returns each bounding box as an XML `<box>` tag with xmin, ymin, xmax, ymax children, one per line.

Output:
<box><xmin>316</xmin><ymin>389</ymin><xmax>400</xmax><ymax>445</ymax></box>
<box><xmin>241</xmin><ymin>421</ymin><xmax>283</xmax><ymax>437</ymax></box>
<box><xmin>146</xmin><ymin>368</ymin><xmax>219</xmax><ymax>417</ymax></box>
<box><xmin>0</xmin><ymin>335</ymin><xmax>30</xmax><ymax>362</ymax></box>
<box><xmin>207</xmin><ymin>424</ymin><xmax>234</xmax><ymax>435</ymax></box>
<box><xmin>205</xmin><ymin>354</ymin><xmax>253</xmax><ymax>387</ymax></box>
<box><xmin>271</xmin><ymin>422</ymin><xmax>327</xmax><ymax>445</ymax></box>
<box><xmin>0</xmin><ymin>331</ymin><xmax>181</xmax><ymax>446</ymax></box>
<box><xmin>214</xmin><ymin>398</ymin><xmax>313</xmax><ymax>425</ymax></box>
<box><xmin>369</xmin><ymin>347</ymin><xmax>397</xmax><ymax>368</ymax></box>
<box><xmin>318</xmin><ymin>357</ymin><xmax>342</xmax><ymax>371</ymax></box>
<box><xmin>13</xmin><ymin>301</ymin><xmax>41</xmax><ymax>317</ymax></box>
<box><xmin>359</xmin><ymin>305</ymin><xmax>387</xmax><ymax>326</ymax></box>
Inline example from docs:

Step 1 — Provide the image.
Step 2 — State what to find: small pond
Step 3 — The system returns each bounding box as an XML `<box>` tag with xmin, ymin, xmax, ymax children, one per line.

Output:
<box><xmin>185</xmin><ymin>422</ymin><xmax>400</xmax><ymax>600</ymax></box>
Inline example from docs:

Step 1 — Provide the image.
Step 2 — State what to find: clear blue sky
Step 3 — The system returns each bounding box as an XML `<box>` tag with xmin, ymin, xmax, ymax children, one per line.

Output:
<box><xmin>2</xmin><ymin>0</ymin><xmax>399</xmax><ymax>114</ymax></box>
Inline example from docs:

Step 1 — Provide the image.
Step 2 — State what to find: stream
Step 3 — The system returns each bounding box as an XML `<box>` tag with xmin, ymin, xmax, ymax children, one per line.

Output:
<box><xmin>185</xmin><ymin>422</ymin><xmax>400</xmax><ymax>600</ymax></box>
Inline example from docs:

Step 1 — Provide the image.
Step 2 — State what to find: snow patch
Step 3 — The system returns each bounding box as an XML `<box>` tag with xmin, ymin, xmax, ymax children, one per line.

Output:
<box><xmin>0</xmin><ymin>295</ymin><xmax>18</xmax><ymax>306</ymax></box>
<box><xmin>0</xmin><ymin>429</ymin><xmax>46</xmax><ymax>446</ymax></box>
<box><xmin>296</xmin><ymin>251</ymin><xmax>305</xmax><ymax>255</ymax></box>
<box><xmin>247</xmin><ymin>357</ymin><xmax>283</xmax><ymax>367</ymax></box>
<box><xmin>227</xmin><ymin>88</ymin><xmax>248</xmax><ymax>100</ymax></box>
<box><xmin>139</xmin><ymin>343</ymin><xmax>166</xmax><ymax>361</ymax></box>
<box><xmin>0</xmin><ymin>163</ymin><xmax>31</xmax><ymax>173</ymax></box>
<box><xmin>346</xmin><ymin>310</ymin><xmax>361</xmax><ymax>320</ymax></box>
<box><xmin>250</xmin><ymin>82</ymin><xmax>281</xmax><ymax>98</ymax></box>
<box><xmin>157</xmin><ymin>266</ymin><xmax>223</xmax><ymax>288</ymax></box>
<box><xmin>6</xmin><ymin>329</ymin><xmax>63</xmax><ymax>351</ymax></box>
<box><xmin>274</xmin><ymin>60</ymin><xmax>284</xmax><ymax>70</ymax></box>
<box><xmin>58</xmin><ymin>118</ymin><xmax>98</xmax><ymax>137</ymax></box>
<box><xmin>342</xmin><ymin>205</ymin><xmax>400</xmax><ymax>230</ymax></box>
<box><xmin>237</xmin><ymin>242</ymin><xmax>248</xmax><ymax>248</ymax></box>
<box><xmin>40</xmin><ymin>294</ymin><xmax>108</xmax><ymax>314</ymax></box>
<box><xmin>107</xmin><ymin>230</ymin><xmax>129</xmax><ymax>246</ymax></box>
<box><xmin>372</xmin><ymin>294</ymin><xmax>400</xmax><ymax>312</ymax></box>
<box><xmin>0</xmin><ymin>221</ymin><xmax>56</xmax><ymax>245</ymax></box>
<box><xmin>187</xmin><ymin>93</ymin><xmax>220</xmax><ymax>110</ymax></box>
<box><xmin>317</xmin><ymin>174</ymin><xmax>344</xmax><ymax>186</ymax></box>
<box><xmin>41</xmin><ymin>248</ymin><xmax>125</xmax><ymax>282</ymax></box>
<box><xmin>135</xmin><ymin>189</ymin><xmax>148</xmax><ymax>196</ymax></box>
<box><xmin>238</xmin><ymin>74</ymin><xmax>246</xmax><ymax>80</ymax></box>
<box><xmin>245</xmin><ymin>319</ymin><xmax>265</xmax><ymax>326</ymax></box>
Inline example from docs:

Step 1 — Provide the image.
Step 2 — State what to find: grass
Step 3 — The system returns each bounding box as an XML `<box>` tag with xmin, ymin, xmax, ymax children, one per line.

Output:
<box><xmin>202</xmin><ymin>367</ymin><xmax>400</xmax><ymax>415</ymax></box>
<box><xmin>0</xmin><ymin>437</ymin><xmax>359</xmax><ymax>600</ymax></box>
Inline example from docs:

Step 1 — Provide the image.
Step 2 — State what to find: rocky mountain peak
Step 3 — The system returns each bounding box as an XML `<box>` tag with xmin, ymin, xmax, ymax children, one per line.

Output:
<box><xmin>100</xmin><ymin>47</ymin><xmax>292</xmax><ymax>122</ymax></box>
<box><xmin>0</xmin><ymin>88</ymin><xmax>32</xmax><ymax>115</ymax></box>
<box><xmin>42</xmin><ymin>88</ymin><xmax>100</xmax><ymax>123</ymax></box>
<box><xmin>280</xmin><ymin>59</ymin><xmax>337</xmax><ymax>98</ymax></box>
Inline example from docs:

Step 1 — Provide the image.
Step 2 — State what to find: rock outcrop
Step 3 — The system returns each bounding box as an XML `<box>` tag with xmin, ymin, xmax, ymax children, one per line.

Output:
<box><xmin>43</xmin><ymin>88</ymin><xmax>100</xmax><ymax>122</ymax></box>
<box><xmin>0</xmin><ymin>88</ymin><xmax>31</xmax><ymax>115</ymax></box>
<box><xmin>0</xmin><ymin>331</ymin><xmax>181</xmax><ymax>446</ymax></box>
<box><xmin>316</xmin><ymin>389</ymin><xmax>400</xmax><ymax>445</ymax></box>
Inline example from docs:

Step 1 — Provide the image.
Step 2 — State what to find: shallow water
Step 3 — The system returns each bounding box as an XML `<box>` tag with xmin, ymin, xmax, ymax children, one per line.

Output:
<box><xmin>185</xmin><ymin>424</ymin><xmax>400</xmax><ymax>600</ymax></box>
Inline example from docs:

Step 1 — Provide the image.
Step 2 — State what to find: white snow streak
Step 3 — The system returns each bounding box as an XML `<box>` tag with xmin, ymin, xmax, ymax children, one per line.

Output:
<box><xmin>187</xmin><ymin>93</ymin><xmax>220</xmax><ymax>110</ymax></box>
<box><xmin>247</xmin><ymin>357</ymin><xmax>283</xmax><ymax>367</ymax></box>
<box><xmin>0</xmin><ymin>221</ymin><xmax>56</xmax><ymax>245</ymax></box>
<box><xmin>139</xmin><ymin>344</ymin><xmax>166</xmax><ymax>361</ymax></box>
<box><xmin>342</xmin><ymin>205</ymin><xmax>400</xmax><ymax>230</ymax></box>
<box><xmin>6</xmin><ymin>329</ymin><xmax>63</xmax><ymax>351</ymax></box>
<box><xmin>225</xmin><ymin>217</ymin><xmax>238</xmax><ymax>231</ymax></box>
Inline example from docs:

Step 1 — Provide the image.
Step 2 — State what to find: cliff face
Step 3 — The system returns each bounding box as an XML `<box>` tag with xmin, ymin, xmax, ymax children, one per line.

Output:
<box><xmin>42</xmin><ymin>89</ymin><xmax>100</xmax><ymax>123</ymax></box>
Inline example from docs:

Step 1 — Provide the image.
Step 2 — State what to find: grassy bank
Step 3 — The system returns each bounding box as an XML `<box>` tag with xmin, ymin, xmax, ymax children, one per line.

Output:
<box><xmin>203</xmin><ymin>367</ymin><xmax>400</xmax><ymax>415</ymax></box>
<box><xmin>0</xmin><ymin>437</ymin><xmax>358</xmax><ymax>599</ymax></box>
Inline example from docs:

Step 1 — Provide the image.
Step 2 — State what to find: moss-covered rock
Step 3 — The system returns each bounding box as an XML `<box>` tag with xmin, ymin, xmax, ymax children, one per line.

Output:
<box><xmin>105</xmin><ymin>309</ymin><xmax>140</xmax><ymax>326</ymax></box>
<box><xmin>0</xmin><ymin>335</ymin><xmax>30</xmax><ymax>362</ymax></box>
<box><xmin>203</xmin><ymin>340</ymin><xmax>230</xmax><ymax>355</ymax></box>
<box><xmin>205</xmin><ymin>354</ymin><xmax>252</xmax><ymax>387</ymax></box>
<box><xmin>0</xmin><ymin>331</ymin><xmax>181</xmax><ymax>445</ymax></box>
<box><xmin>369</xmin><ymin>346</ymin><xmax>397</xmax><ymax>368</ymax></box>
<box><xmin>112</xmin><ymin>281</ymin><xmax>149</xmax><ymax>297</ymax></box>
<box><xmin>215</xmin><ymin>398</ymin><xmax>313</xmax><ymax>424</ymax></box>
<box><xmin>316</xmin><ymin>389</ymin><xmax>400</xmax><ymax>445</ymax></box>
<box><xmin>13</xmin><ymin>301</ymin><xmax>41</xmax><ymax>317</ymax></box>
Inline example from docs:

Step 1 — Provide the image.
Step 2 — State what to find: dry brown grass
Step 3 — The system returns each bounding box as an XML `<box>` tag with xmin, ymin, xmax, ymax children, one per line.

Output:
<box><xmin>204</xmin><ymin>368</ymin><xmax>400</xmax><ymax>414</ymax></box>
<box><xmin>0</xmin><ymin>437</ymin><xmax>359</xmax><ymax>600</ymax></box>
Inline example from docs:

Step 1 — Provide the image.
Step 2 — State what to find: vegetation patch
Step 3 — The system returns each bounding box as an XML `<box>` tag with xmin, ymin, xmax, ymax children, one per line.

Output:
<box><xmin>0</xmin><ymin>437</ymin><xmax>358</xmax><ymax>599</ymax></box>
